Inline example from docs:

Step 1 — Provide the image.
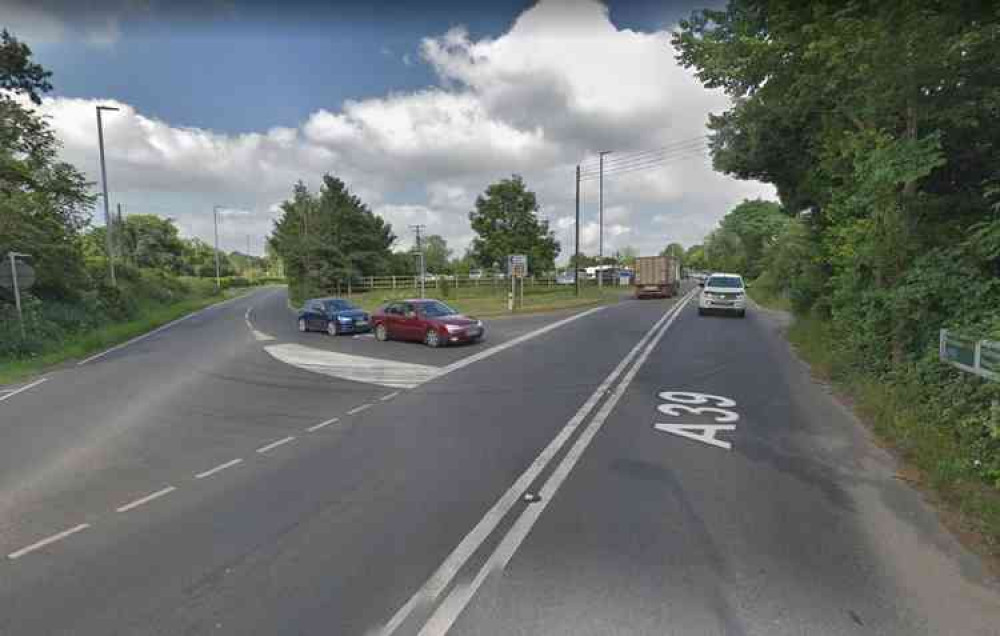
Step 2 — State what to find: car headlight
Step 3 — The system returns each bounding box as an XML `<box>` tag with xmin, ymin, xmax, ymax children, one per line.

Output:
<box><xmin>445</xmin><ymin>324</ymin><xmax>463</xmax><ymax>333</ymax></box>
<box><xmin>337</xmin><ymin>316</ymin><xmax>352</xmax><ymax>322</ymax></box>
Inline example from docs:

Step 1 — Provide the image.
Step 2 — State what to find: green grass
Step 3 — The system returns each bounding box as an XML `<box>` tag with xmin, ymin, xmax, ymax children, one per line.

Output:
<box><xmin>306</xmin><ymin>284</ymin><xmax>627</xmax><ymax>317</ymax></box>
<box><xmin>786</xmin><ymin>313</ymin><xmax>1000</xmax><ymax>560</ymax></box>
<box><xmin>0</xmin><ymin>289</ymin><xmax>250</xmax><ymax>385</ymax></box>
<box><xmin>747</xmin><ymin>284</ymin><xmax>793</xmax><ymax>312</ymax></box>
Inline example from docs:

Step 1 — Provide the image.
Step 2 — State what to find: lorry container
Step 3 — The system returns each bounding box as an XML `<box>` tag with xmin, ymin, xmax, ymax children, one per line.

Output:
<box><xmin>633</xmin><ymin>255</ymin><xmax>680</xmax><ymax>299</ymax></box>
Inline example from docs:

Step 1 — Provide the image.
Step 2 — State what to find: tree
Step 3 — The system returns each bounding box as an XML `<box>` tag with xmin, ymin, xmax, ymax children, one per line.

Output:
<box><xmin>716</xmin><ymin>199</ymin><xmax>788</xmax><ymax>278</ymax></box>
<box><xmin>0</xmin><ymin>29</ymin><xmax>93</xmax><ymax>300</ymax></box>
<box><xmin>468</xmin><ymin>175</ymin><xmax>559</xmax><ymax>274</ymax></box>
<box><xmin>684</xmin><ymin>245</ymin><xmax>708</xmax><ymax>271</ymax></box>
<box><xmin>116</xmin><ymin>214</ymin><xmax>186</xmax><ymax>272</ymax></box>
<box><xmin>269</xmin><ymin>176</ymin><xmax>395</xmax><ymax>299</ymax></box>
<box><xmin>660</xmin><ymin>242</ymin><xmax>684</xmax><ymax>263</ymax></box>
<box><xmin>421</xmin><ymin>234</ymin><xmax>452</xmax><ymax>273</ymax></box>
<box><xmin>617</xmin><ymin>245</ymin><xmax>639</xmax><ymax>267</ymax></box>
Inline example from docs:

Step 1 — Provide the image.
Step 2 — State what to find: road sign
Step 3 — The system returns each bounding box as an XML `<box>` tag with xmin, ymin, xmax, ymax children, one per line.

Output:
<box><xmin>507</xmin><ymin>254</ymin><xmax>527</xmax><ymax>278</ymax></box>
<box><xmin>0</xmin><ymin>261</ymin><xmax>35</xmax><ymax>291</ymax></box>
<box><xmin>940</xmin><ymin>329</ymin><xmax>998</xmax><ymax>381</ymax></box>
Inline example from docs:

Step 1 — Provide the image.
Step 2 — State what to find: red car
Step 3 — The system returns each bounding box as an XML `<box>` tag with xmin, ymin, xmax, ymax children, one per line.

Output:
<box><xmin>372</xmin><ymin>299</ymin><xmax>485</xmax><ymax>347</ymax></box>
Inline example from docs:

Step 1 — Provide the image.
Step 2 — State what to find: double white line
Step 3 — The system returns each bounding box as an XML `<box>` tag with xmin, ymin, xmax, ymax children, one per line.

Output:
<box><xmin>380</xmin><ymin>287</ymin><xmax>698</xmax><ymax>636</ymax></box>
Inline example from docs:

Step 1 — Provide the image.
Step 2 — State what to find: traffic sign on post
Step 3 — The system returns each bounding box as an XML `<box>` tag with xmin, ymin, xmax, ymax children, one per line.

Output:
<box><xmin>0</xmin><ymin>260</ymin><xmax>34</xmax><ymax>291</ymax></box>
<box><xmin>507</xmin><ymin>254</ymin><xmax>527</xmax><ymax>278</ymax></box>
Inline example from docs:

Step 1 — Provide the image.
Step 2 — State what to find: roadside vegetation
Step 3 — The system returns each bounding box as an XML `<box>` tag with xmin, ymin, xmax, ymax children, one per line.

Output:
<box><xmin>675</xmin><ymin>3</ymin><xmax>1000</xmax><ymax>556</ymax></box>
<box><xmin>336</xmin><ymin>283</ymin><xmax>625</xmax><ymax>318</ymax></box>
<box><xmin>0</xmin><ymin>30</ymin><xmax>276</xmax><ymax>381</ymax></box>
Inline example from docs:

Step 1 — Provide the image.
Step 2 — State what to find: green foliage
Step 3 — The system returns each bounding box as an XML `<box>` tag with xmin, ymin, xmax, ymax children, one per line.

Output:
<box><xmin>659</xmin><ymin>243</ymin><xmax>683</xmax><ymax>263</ymax></box>
<box><xmin>421</xmin><ymin>234</ymin><xmax>452</xmax><ymax>273</ymax></box>
<box><xmin>676</xmin><ymin>0</ymin><xmax>1000</xmax><ymax>538</ymax></box>
<box><xmin>468</xmin><ymin>175</ymin><xmax>559</xmax><ymax>273</ymax></box>
<box><xmin>269</xmin><ymin>177</ymin><xmax>395</xmax><ymax>301</ymax></box>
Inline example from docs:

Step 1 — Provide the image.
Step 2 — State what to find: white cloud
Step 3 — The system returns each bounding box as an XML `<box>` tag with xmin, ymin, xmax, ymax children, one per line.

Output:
<box><xmin>33</xmin><ymin>0</ymin><xmax>774</xmax><ymax>260</ymax></box>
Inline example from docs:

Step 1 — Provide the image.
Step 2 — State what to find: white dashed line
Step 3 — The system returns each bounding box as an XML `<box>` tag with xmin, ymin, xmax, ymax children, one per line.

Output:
<box><xmin>347</xmin><ymin>403</ymin><xmax>373</xmax><ymax>415</ymax></box>
<box><xmin>116</xmin><ymin>486</ymin><xmax>177</xmax><ymax>513</ymax></box>
<box><xmin>8</xmin><ymin>523</ymin><xmax>91</xmax><ymax>560</ymax></box>
<box><xmin>0</xmin><ymin>377</ymin><xmax>48</xmax><ymax>404</ymax></box>
<box><xmin>307</xmin><ymin>417</ymin><xmax>339</xmax><ymax>432</ymax></box>
<box><xmin>195</xmin><ymin>458</ymin><xmax>244</xmax><ymax>479</ymax></box>
<box><xmin>256</xmin><ymin>436</ymin><xmax>296</xmax><ymax>454</ymax></box>
<box><xmin>379</xmin><ymin>392</ymin><xmax>400</xmax><ymax>402</ymax></box>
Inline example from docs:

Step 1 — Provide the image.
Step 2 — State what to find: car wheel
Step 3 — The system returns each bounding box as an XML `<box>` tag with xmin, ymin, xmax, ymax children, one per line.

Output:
<box><xmin>738</xmin><ymin>309</ymin><xmax>746</xmax><ymax>318</ymax></box>
<box><xmin>375</xmin><ymin>323</ymin><xmax>389</xmax><ymax>341</ymax></box>
<box><xmin>425</xmin><ymin>329</ymin><xmax>441</xmax><ymax>348</ymax></box>
<box><xmin>698</xmin><ymin>308</ymin><xmax>705</xmax><ymax>316</ymax></box>
<box><xmin>298</xmin><ymin>318</ymin><xmax>307</xmax><ymax>332</ymax></box>
<box><xmin>327</xmin><ymin>321</ymin><xmax>338</xmax><ymax>336</ymax></box>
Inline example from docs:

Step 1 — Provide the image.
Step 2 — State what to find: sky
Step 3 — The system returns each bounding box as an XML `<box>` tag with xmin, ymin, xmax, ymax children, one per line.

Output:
<box><xmin>3</xmin><ymin>0</ymin><xmax>774</xmax><ymax>261</ymax></box>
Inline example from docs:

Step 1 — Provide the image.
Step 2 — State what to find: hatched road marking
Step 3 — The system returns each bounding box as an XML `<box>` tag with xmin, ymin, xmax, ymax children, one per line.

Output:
<box><xmin>263</xmin><ymin>344</ymin><xmax>442</xmax><ymax>389</ymax></box>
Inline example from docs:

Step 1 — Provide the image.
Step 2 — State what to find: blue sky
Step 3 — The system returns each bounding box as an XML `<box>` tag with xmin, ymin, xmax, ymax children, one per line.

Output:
<box><xmin>11</xmin><ymin>0</ymin><xmax>770</xmax><ymax>260</ymax></box>
<box><xmin>26</xmin><ymin>0</ymin><xmax>711</xmax><ymax>133</ymax></box>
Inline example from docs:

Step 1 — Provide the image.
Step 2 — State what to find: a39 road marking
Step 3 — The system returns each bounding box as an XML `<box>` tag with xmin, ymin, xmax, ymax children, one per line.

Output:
<box><xmin>654</xmin><ymin>390</ymin><xmax>737</xmax><ymax>450</ymax></box>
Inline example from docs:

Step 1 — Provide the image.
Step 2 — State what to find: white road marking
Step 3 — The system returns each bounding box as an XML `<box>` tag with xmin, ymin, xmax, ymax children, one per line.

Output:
<box><xmin>307</xmin><ymin>417</ymin><xmax>339</xmax><ymax>432</ymax></box>
<box><xmin>347</xmin><ymin>403</ymin><xmax>373</xmax><ymax>415</ymax></box>
<box><xmin>412</xmin><ymin>289</ymin><xmax>697</xmax><ymax>636</ymax></box>
<box><xmin>253</xmin><ymin>329</ymin><xmax>276</xmax><ymax>341</ymax></box>
<box><xmin>437</xmin><ymin>306</ymin><xmax>606</xmax><ymax>377</ymax></box>
<box><xmin>195</xmin><ymin>458</ymin><xmax>244</xmax><ymax>479</ymax></box>
<box><xmin>379</xmin><ymin>392</ymin><xmax>400</xmax><ymax>402</ymax></box>
<box><xmin>256</xmin><ymin>436</ymin><xmax>296</xmax><ymax>454</ymax></box>
<box><xmin>78</xmin><ymin>293</ymin><xmax>250</xmax><ymax>365</ymax></box>
<box><xmin>654</xmin><ymin>423</ymin><xmax>735</xmax><ymax>450</ymax></box>
<box><xmin>0</xmin><ymin>377</ymin><xmax>48</xmax><ymax>404</ymax></box>
<box><xmin>267</xmin><ymin>305</ymin><xmax>608</xmax><ymax>389</ymax></box>
<box><xmin>380</xmin><ymin>289</ymin><xmax>696</xmax><ymax>636</ymax></box>
<box><xmin>116</xmin><ymin>486</ymin><xmax>177</xmax><ymax>513</ymax></box>
<box><xmin>7</xmin><ymin>523</ymin><xmax>91</xmax><ymax>560</ymax></box>
<box><xmin>264</xmin><ymin>344</ymin><xmax>442</xmax><ymax>389</ymax></box>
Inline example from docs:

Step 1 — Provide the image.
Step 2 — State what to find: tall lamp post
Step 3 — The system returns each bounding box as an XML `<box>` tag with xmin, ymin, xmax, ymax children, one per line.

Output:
<box><xmin>96</xmin><ymin>105</ymin><xmax>120</xmax><ymax>286</ymax></box>
<box><xmin>213</xmin><ymin>205</ymin><xmax>222</xmax><ymax>291</ymax></box>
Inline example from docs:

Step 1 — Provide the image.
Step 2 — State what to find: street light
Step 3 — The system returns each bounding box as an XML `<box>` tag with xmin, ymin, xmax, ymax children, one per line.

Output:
<box><xmin>96</xmin><ymin>105</ymin><xmax>120</xmax><ymax>286</ymax></box>
<box><xmin>213</xmin><ymin>205</ymin><xmax>222</xmax><ymax>291</ymax></box>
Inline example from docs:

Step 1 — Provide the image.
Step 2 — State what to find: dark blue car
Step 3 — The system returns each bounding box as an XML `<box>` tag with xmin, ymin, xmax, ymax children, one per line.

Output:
<box><xmin>297</xmin><ymin>298</ymin><xmax>371</xmax><ymax>335</ymax></box>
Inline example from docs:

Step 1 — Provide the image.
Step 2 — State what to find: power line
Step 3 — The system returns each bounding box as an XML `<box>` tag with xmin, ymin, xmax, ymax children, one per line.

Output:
<box><xmin>579</xmin><ymin>136</ymin><xmax>708</xmax><ymax>172</ymax></box>
<box><xmin>580</xmin><ymin>142</ymin><xmax>708</xmax><ymax>179</ymax></box>
<box><xmin>580</xmin><ymin>146</ymin><xmax>708</xmax><ymax>182</ymax></box>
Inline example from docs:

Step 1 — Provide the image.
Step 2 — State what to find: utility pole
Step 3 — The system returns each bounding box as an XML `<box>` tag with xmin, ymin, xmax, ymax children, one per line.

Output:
<box><xmin>247</xmin><ymin>234</ymin><xmax>253</xmax><ymax>282</ymax></box>
<box><xmin>96</xmin><ymin>105</ymin><xmax>120</xmax><ymax>286</ymax></box>
<box><xmin>213</xmin><ymin>205</ymin><xmax>222</xmax><ymax>291</ymax></box>
<box><xmin>410</xmin><ymin>224</ymin><xmax>426</xmax><ymax>297</ymax></box>
<box><xmin>575</xmin><ymin>164</ymin><xmax>581</xmax><ymax>298</ymax></box>
<box><xmin>598</xmin><ymin>150</ymin><xmax>611</xmax><ymax>289</ymax></box>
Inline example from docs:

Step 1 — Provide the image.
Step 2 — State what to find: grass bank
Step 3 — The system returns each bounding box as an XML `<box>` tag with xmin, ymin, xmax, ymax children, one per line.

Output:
<box><xmin>0</xmin><ymin>284</ymin><xmax>255</xmax><ymax>385</ymax></box>
<box><xmin>294</xmin><ymin>284</ymin><xmax>627</xmax><ymax>317</ymax></box>
<box><xmin>752</xmin><ymin>293</ymin><xmax>1000</xmax><ymax>562</ymax></box>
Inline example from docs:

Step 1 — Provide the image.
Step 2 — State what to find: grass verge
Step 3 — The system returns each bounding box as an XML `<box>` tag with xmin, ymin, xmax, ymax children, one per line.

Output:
<box><xmin>786</xmin><ymin>313</ymin><xmax>1000</xmax><ymax>564</ymax></box>
<box><xmin>296</xmin><ymin>285</ymin><xmax>627</xmax><ymax>317</ymax></box>
<box><xmin>0</xmin><ymin>289</ymin><xmax>250</xmax><ymax>385</ymax></box>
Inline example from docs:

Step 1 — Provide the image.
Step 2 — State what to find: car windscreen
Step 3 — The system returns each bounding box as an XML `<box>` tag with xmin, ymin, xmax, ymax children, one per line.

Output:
<box><xmin>707</xmin><ymin>276</ymin><xmax>743</xmax><ymax>289</ymax></box>
<box><xmin>418</xmin><ymin>301</ymin><xmax>457</xmax><ymax>317</ymax></box>
<box><xmin>324</xmin><ymin>300</ymin><xmax>357</xmax><ymax>312</ymax></box>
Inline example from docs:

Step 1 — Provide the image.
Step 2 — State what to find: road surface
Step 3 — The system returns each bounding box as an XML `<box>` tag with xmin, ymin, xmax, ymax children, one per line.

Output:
<box><xmin>0</xmin><ymin>286</ymin><xmax>997</xmax><ymax>635</ymax></box>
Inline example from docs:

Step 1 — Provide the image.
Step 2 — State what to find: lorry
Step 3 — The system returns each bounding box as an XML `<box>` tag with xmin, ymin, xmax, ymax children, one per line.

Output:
<box><xmin>633</xmin><ymin>255</ymin><xmax>680</xmax><ymax>299</ymax></box>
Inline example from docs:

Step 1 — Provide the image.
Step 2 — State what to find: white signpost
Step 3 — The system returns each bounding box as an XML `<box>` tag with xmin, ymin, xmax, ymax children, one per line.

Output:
<box><xmin>3</xmin><ymin>252</ymin><xmax>34</xmax><ymax>338</ymax></box>
<box><xmin>507</xmin><ymin>254</ymin><xmax>527</xmax><ymax>311</ymax></box>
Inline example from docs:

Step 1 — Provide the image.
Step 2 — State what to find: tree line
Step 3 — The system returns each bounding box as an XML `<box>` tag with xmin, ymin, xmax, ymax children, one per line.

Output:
<box><xmin>674</xmin><ymin>2</ymin><xmax>1000</xmax><ymax>497</ymax></box>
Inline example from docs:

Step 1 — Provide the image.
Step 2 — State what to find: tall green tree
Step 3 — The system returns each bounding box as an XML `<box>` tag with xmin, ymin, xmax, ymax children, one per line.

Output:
<box><xmin>660</xmin><ymin>242</ymin><xmax>685</xmax><ymax>263</ymax></box>
<box><xmin>468</xmin><ymin>175</ymin><xmax>559</xmax><ymax>274</ymax></box>
<box><xmin>0</xmin><ymin>29</ymin><xmax>93</xmax><ymax>300</ymax></box>
<box><xmin>421</xmin><ymin>234</ymin><xmax>452</xmax><ymax>273</ymax></box>
<box><xmin>269</xmin><ymin>176</ymin><xmax>395</xmax><ymax>299</ymax></box>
